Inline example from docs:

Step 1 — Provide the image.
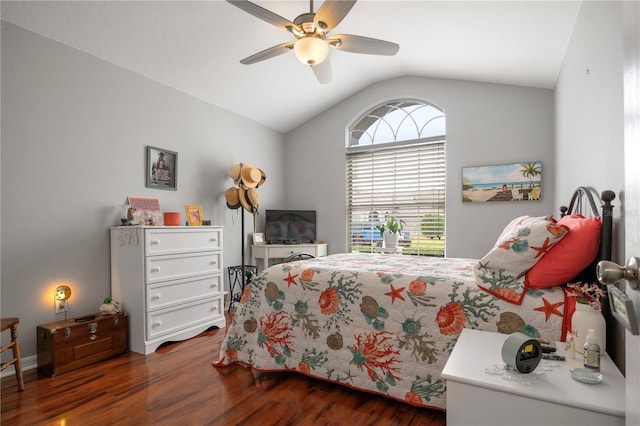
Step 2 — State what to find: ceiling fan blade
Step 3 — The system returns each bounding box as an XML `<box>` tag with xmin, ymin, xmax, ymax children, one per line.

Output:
<box><xmin>329</xmin><ymin>34</ymin><xmax>399</xmax><ymax>56</ymax></box>
<box><xmin>227</xmin><ymin>0</ymin><xmax>298</xmax><ymax>32</ymax></box>
<box><xmin>314</xmin><ymin>0</ymin><xmax>357</xmax><ymax>32</ymax></box>
<box><xmin>240</xmin><ymin>42</ymin><xmax>295</xmax><ymax>65</ymax></box>
<box><xmin>311</xmin><ymin>58</ymin><xmax>332</xmax><ymax>84</ymax></box>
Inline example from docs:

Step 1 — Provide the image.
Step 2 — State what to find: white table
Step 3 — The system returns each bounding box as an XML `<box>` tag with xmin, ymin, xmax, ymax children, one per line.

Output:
<box><xmin>251</xmin><ymin>243</ymin><xmax>327</xmax><ymax>270</ymax></box>
<box><xmin>441</xmin><ymin>328</ymin><xmax>625</xmax><ymax>426</ymax></box>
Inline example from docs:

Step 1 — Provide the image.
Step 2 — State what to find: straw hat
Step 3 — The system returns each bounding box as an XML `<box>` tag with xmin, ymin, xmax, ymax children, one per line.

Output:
<box><xmin>228</xmin><ymin>163</ymin><xmax>242</xmax><ymax>185</ymax></box>
<box><xmin>225</xmin><ymin>187</ymin><xmax>241</xmax><ymax>210</ymax></box>
<box><xmin>240</xmin><ymin>164</ymin><xmax>261</xmax><ymax>189</ymax></box>
<box><xmin>256</xmin><ymin>168</ymin><xmax>267</xmax><ymax>188</ymax></box>
<box><xmin>239</xmin><ymin>186</ymin><xmax>260</xmax><ymax>213</ymax></box>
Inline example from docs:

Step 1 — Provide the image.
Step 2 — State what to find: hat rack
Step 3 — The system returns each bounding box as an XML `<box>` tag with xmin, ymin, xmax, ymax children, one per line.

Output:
<box><xmin>225</xmin><ymin>163</ymin><xmax>266</xmax><ymax>309</ymax></box>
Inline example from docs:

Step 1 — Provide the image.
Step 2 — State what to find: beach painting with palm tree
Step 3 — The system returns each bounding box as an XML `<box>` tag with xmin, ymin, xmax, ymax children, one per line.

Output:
<box><xmin>462</xmin><ymin>162</ymin><xmax>542</xmax><ymax>202</ymax></box>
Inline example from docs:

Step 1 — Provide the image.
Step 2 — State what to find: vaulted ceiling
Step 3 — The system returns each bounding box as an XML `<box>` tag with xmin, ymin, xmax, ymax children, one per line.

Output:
<box><xmin>1</xmin><ymin>1</ymin><xmax>582</xmax><ymax>133</ymax></box>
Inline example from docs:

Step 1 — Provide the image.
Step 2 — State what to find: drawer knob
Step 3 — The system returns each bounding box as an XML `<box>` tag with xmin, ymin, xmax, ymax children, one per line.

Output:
<box><xmin>151</xmin><ymin>239</ymin><xmax>160</xmax><ymax>245</ymax></box>
<box><xmin>151</xmin><ymin>266</ymin><xmax>160</xmax><ymax>273</ymax></box>
<box><xmin>151</xmin><ymin>294</ymin><xmax>161</xmax><ymax>300</ymax></box>
<box><xmin>152</xmin><ymin>321</ymin><xmax>162</xmax><ymax>328</ymax></box>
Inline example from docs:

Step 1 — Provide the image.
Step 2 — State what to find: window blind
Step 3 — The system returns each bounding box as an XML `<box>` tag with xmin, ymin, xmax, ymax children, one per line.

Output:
<box><xmin>346</xmin><ymin>139</ymin><xmax>446</xmax><ymax>256</ymax></box>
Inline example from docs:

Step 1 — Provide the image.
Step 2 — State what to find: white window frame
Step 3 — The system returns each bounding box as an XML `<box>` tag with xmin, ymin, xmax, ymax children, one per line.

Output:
<box><xmin>346</xmin><ymin>100</ymin><xmax>446</xmax><ymax>256</ymax></box>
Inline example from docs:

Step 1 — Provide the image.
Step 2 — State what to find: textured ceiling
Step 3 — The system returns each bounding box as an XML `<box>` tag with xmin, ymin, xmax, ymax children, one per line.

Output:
<box><xmin>1</xmin><ymin>1</ymin><xmax>582</xmax><ymax>133</ymax></box>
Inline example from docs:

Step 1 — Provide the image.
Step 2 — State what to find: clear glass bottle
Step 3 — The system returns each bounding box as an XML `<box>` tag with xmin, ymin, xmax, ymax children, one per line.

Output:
<box><xmin>583</xmin><ymin>328</ymin><xmax>601</xmax><ymax>372</ymax></box>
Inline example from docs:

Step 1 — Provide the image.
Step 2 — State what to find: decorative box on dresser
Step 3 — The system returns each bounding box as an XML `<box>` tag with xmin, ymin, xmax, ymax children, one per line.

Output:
<box><xmin>110</xmin><ymin>226</ymin><xmax>225</xmax><ymax>354</ymax></box>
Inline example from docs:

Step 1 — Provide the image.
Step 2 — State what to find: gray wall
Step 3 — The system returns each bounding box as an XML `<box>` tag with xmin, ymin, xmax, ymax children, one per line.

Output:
<box><xmin>1</xmin><ymin>22</ymin><xmax>285</xmax><ymax>359</ymax></box>
<box><xmin>554</xmin><ymin>0</ymin><xmax>626</xmax><ymax>370</ymax></box>
<box><xmin>555</xmin><ymin>0</ymin><xmax>624</xmax><ymax>254</ymax></box>
<box><xmin>284</xmin><ymin>76</ymin><xmax>555</xmax><ymax>259</ymax></box>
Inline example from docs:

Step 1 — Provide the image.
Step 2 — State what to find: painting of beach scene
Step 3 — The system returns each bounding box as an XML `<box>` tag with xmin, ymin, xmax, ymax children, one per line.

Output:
<box><xmin>462</xmin><ymin>162</ymin><xmax>542</xmax><ymax>202</ymax></box>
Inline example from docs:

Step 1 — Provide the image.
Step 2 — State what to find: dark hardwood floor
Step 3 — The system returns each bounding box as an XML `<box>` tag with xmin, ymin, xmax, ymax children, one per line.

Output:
<box><xmin>1</xmin><ymin>315</ymin><xmax>446</xmax><ymax>425</ymax></box>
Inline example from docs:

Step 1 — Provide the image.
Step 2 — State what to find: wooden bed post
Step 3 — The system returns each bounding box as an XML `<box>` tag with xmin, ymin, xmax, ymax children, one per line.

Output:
<box><xmin>600</xmin><ymin>190</ymin><xmax>616</xmax><ymax>262</ymax></box>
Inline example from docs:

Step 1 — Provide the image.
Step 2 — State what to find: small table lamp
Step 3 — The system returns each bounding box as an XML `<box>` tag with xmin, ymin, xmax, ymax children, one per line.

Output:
<box><xmin>54</xmin><ymin>285</ymin><xmax>72</xmax><ymax>321</ymax></box>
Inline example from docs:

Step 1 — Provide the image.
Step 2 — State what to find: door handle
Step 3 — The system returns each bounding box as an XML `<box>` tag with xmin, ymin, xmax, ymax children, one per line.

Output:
<box><xmin>597</xmin><ymin>258</ymin><xmax>640</xmax><ymax>335</ymax></box>
<box><xmin>597</xmin><ymin>257</ymin><xmax>640</xmax><ymax>290</ymax></box>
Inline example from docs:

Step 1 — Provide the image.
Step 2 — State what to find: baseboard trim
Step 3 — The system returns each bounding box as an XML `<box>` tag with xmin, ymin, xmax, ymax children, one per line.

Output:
<box><xmin>0</xmin><ymin>355</ymin><xmax>37</xmax><ymax>378</ymax></box>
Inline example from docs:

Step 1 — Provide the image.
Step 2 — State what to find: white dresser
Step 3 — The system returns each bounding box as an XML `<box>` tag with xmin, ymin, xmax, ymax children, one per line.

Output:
<box><xmin>110</xmin><ymin>226</ymin><xmax>225</xmax><ymax>354</ymax></box>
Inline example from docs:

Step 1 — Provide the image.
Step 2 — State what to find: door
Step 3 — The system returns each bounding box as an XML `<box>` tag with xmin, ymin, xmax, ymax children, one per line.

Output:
<box><xmin>623</xmin><ymin>2</ymin><xmax>640</xmax><ymax>425</ymax></box>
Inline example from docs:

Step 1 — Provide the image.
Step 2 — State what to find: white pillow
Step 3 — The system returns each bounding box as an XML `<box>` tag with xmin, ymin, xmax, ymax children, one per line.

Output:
<box><xmin>474</xmin><ymin>215</ymin><xmax>569</xmax><ymax>303</ymax></box>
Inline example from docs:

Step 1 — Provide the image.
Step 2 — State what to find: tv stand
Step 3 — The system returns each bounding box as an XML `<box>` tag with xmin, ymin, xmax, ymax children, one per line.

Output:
<box><xmin>251</xmin><ymin>243</ymin><xmax>328</xmax><ymax>270</ymax></box>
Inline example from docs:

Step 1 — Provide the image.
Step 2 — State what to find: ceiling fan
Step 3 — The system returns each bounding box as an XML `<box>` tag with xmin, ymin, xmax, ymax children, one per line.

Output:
<box><xmin>227</xmin><ymin>0</ymin><xmax>399</xmax><ymax>84</ymax></box>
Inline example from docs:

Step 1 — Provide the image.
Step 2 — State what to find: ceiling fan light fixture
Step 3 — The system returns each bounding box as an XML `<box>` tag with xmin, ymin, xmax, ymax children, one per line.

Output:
<box><xmin>294</xmin><ymin>36</ymin><xmax>329</xmax><ymax>66</ymax></box>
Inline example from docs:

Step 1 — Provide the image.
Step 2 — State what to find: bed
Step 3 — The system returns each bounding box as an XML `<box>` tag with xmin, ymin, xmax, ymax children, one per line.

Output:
<box><xmin>213</xmin><ymin>187</ymin><xmax>615</xmax><ymax>411</ymax></box>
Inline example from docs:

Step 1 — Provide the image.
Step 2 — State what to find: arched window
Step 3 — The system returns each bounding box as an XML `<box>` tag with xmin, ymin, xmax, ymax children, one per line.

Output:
<box><xmin>347</xmin><ymin>99</ymin><xmax>446</xmax><ymax>256</ymax></box>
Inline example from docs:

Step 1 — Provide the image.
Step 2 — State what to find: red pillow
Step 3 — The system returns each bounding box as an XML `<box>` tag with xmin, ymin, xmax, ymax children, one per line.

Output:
<box><xmin>526</xmin><ymin>214</ymin><xmax>601</xmax><ymax>288</ymax></box>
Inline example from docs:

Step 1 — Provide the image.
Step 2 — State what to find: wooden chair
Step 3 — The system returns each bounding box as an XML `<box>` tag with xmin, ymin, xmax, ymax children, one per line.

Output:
<box><xmin>1</xmin><ymin>317</ymin><xmax>25</xmax><ymax>391</ymax></box>
<box><xmin>531</xmin><ymin>186</ymin><xmax>541</xmax><ymax>200</ymax></box>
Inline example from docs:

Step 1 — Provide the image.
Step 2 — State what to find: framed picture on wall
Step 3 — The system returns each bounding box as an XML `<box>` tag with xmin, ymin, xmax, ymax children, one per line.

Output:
<box><xmin>462</xmin><ymin>162</ymin><xmax>542</xmax><ymax>203</ymax></box>
<box><xmin>146</xmin><ymin>146</ymin><xmax>177</xmax><ymax>190</ymax></box>
<box><xmin>185</xmin><ymin>205</ymin><xmax>203</xmax><ymax>226</ymax></box>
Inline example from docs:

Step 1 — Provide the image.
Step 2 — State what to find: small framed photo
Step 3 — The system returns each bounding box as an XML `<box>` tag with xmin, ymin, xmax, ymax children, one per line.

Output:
<box><xmin>146</xmin><ymin>146</ymin><xmax>177</xmax><ymax>190</ymax></box>
<box><xmin>252</xmin><ymin>233</ymin><xmax>265</xmax><ymax>245</ymax></box>
<box><xmin>185</xmin><ymin>205</ymin><xmax>204</xmax><ymax>226</ymax></box>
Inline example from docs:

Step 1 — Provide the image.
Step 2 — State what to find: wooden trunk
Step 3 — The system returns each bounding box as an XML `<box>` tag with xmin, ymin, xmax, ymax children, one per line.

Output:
<box><xmin>37</xmin><ymin>313</ymin><xmax>128</xmax><ymax>377</ymax></box>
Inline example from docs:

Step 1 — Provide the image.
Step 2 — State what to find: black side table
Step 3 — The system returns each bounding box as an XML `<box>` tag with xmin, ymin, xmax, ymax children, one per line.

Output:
<box><xmin>227</xmin><ymin>265</ymin><xmax>258</xmax><ymax>311</ymax></box>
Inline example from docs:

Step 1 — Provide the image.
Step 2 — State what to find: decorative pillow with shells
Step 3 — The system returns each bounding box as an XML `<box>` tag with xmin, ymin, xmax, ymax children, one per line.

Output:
<box><xmin>474</xmin><ymin>215</ymin><xmax>569</xmax><ymax>304</ymax></box>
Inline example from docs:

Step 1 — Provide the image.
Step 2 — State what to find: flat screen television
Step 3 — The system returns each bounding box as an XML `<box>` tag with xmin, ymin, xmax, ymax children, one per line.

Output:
<box><xmin>265</xmin><ymin>210</ymin><xmax>316</xmax><ymax>244</ymax></box>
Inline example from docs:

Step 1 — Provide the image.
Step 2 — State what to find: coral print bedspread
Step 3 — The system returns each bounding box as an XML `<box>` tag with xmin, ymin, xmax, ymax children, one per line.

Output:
<box><xmin>214</xmin><ymin>253</ymin><xmax>567</xmax><ymax>411</ymax></box>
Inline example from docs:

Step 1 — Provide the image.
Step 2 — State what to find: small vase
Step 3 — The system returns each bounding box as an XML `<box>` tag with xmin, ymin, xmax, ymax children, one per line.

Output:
<box><xmin>383</xmin><ymin>233</ymin><xmax>400</xmax><ymax>249</ymax></box>
<box><xmin>572</xmin><ymin>302</ymin><xmax>606</xmax><ymax>354</ymax></box>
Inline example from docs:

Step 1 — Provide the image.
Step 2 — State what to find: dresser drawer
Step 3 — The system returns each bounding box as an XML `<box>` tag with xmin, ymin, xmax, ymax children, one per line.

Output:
<box><xmin>146</xmin><ymin>297</ymin><xmax>223</xmax><ymax>340</ymax></box>
<box><xmin>266</xmin><ymin>246</ymin><xmax>316</xmax><ymax>258</ymax></box>
<box><xmin>145</xmin><ymin>228</ymin><xmax>222</xmax><ymax>256</ymax></box>
<box><xmin>146</xmin><ymin>251</ymin><xmax>221</xmax><ymax>283</ymax></box>
<box><xmin>147</xmin><ymin>274</ymin><xmax>222</xmax><ymax>311</ymax></box>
